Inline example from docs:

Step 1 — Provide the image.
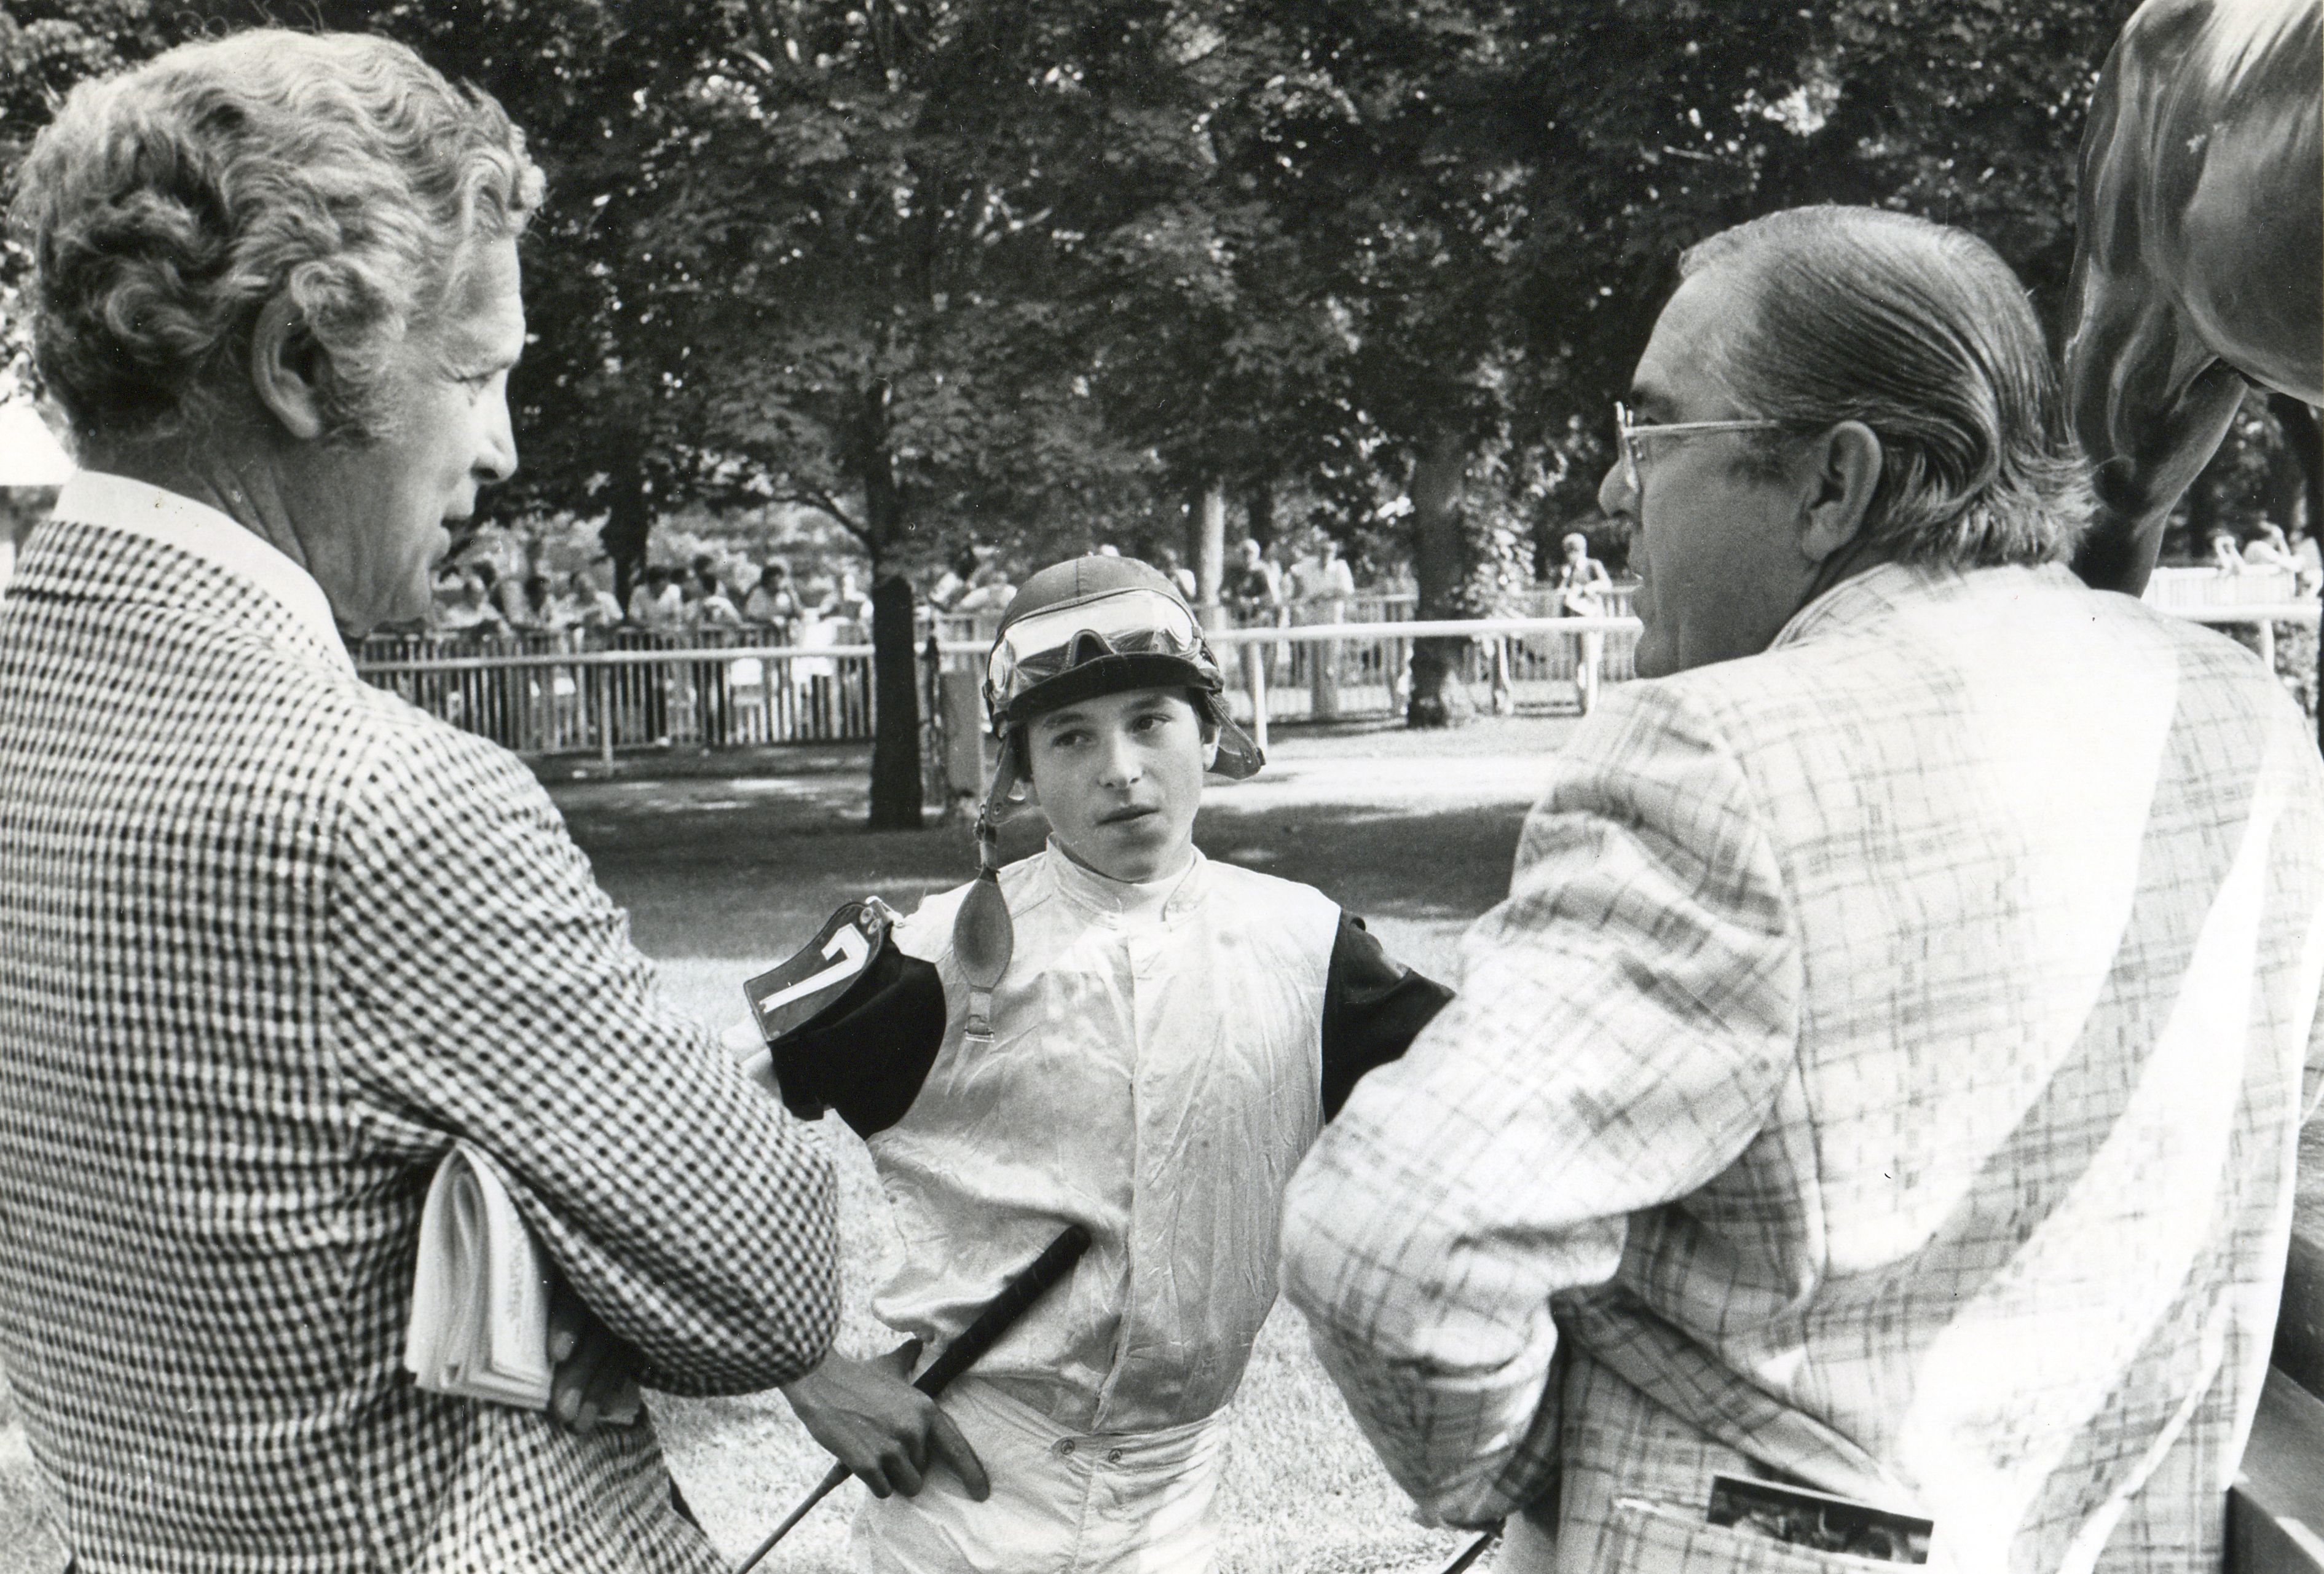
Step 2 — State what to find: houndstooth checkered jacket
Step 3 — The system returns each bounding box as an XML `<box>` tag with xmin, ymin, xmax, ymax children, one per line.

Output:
<box><xmin>0</xmin><ymin>475</ymin><xmax>840</xmax><ymax>1573</ymax></box>
<box><xmin>1284</xmin><ymin>561</ymin><xmax>2324</xmax><ymax>1573</ymax></box>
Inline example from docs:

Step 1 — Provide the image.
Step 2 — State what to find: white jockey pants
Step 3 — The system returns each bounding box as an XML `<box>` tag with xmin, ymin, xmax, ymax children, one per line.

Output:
<box><xmin>852</xmin><ymin>1375</ymin><xmax>1229</xmax><ymax>1573</ymax></box>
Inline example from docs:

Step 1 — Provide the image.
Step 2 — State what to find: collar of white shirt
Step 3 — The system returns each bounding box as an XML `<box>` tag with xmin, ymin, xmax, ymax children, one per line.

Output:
<box><xmin>50</xmin><ymin>470</ymin><xmax>354</xmax><ymax>673</ymax></box>
<box><xmin>1042</xmin><ymin>840</ymin><xmax>1206</xmax><ymax>924</ymax></box>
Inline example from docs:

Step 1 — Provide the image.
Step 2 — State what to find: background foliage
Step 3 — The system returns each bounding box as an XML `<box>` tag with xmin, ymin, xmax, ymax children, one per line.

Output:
<box><xmin>9</xmin><ymin>0</ymin><xmax>2315</xmax><ymax>755</ymax></box>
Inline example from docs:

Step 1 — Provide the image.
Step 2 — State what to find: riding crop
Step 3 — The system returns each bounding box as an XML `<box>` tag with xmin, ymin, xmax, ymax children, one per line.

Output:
<box><xmin>733</xmin><ymin>1222</ymin><xmax>1092</xmax><ymax>1572</ymax></box>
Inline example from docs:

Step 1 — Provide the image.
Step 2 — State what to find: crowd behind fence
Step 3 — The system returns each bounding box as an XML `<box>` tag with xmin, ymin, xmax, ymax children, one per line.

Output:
<box><xmin>351</xmin><ymin>572</ymin><xmax>2312</xmax><ymax>767</ymax></box>
<box><xmin>353</xmin><ymin>626</ymin><xmax>879</xmax><ymax>757</ymax></box>
<box><xmin>353</xmin><ymin>605</ymin><xmax>1645</xmax><ymax>763</ymax></box>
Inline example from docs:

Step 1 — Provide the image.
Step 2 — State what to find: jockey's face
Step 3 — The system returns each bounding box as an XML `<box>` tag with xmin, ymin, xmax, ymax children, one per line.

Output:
<box><xmin>1024</xmin><ymin>687</ymin><xmax>1218</xmax><ymax>884</ymax></box>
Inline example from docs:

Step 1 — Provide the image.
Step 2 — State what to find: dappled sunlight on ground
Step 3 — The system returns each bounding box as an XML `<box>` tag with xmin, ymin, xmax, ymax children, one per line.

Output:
<box><xmin>553</xmin><ymin>717</ymin><xmax>1569</xmax><ymax>960</ymax></box>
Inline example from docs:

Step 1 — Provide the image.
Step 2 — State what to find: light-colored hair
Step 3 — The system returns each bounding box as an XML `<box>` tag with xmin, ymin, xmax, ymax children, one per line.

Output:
<box><xmin>12</xmin><ymin>30</ymin><xmax>543</xmax><ymax>446</ymax></box>
<box><xmin>1680</xmin><ymin>206</ymin><xmax>2092</xmax><ymax>569</ymax></box>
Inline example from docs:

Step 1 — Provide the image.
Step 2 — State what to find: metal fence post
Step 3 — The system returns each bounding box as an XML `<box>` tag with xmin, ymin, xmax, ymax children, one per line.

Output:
<box><xmin>596</xmin><ymin>663</ymin><xmax>613</xmax><ymax>776</ymax></box>
<box><xmin>1245</xmin><ymin>638</ymin><xmax>1269</xmax><ymax>753</ymax></box>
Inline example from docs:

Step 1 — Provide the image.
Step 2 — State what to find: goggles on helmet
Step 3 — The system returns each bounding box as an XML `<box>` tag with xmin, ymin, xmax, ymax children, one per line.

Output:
<box><xmin>983</xmin><ymin>588</ymin><xmax>1211</xmax><ymax>716</ymax></box>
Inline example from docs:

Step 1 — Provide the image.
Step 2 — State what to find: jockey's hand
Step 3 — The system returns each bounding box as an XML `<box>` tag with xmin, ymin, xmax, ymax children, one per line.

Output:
<box><xmin>781</xmin><ymin>1341</ymin><xmax>990</xmax><ymax>1501</ymax></box>
<box><xmin>546</xmin><ymin>1281</ymin><xmax>644</xmax><ymax>1434</ymax></box>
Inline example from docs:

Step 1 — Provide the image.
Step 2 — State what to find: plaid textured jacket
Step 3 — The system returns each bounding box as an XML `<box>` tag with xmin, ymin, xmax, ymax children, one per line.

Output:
<box><xmin>0</xmin><ymin>478</ymin><xmax>840</xmax><ymax>1573</ymax></box>
<box><xmin>1283</xmin><ymin>562</ymin><xmax>2324</xmax><ymax>1574</ymax></box>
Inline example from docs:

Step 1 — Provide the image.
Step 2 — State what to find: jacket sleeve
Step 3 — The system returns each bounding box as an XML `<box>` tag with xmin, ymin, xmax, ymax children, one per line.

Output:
<box><xmin>771</xmin><ymin>945</ymin><xmax>948</xmax><ymax>1138</ymax></box>
<box><xmin>1320</xmin><ymin>914</ymin><xmax>1454</xmax><ymax>1120</ymax></box>
<box><xmin>1280</xmin><ymin>683</ymin><xmax>1800</xmax><ymax>1527</ymax></box>
<box><xmin>328</xmin><ymin>722</ymin><xmax>840</xmax><ymax>1398</ymax></box>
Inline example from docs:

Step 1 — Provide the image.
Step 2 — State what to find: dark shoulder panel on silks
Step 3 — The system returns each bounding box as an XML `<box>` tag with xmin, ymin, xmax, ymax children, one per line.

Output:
<box><xmin>769</xmin><ymin>948</ymin><xmax>948</xmax><ymax>1138</ymax></box>
<box><xmin>1320</xmin><ymin>912</ymin><xmax>1454</xmax><ymax>1120</ymax></box>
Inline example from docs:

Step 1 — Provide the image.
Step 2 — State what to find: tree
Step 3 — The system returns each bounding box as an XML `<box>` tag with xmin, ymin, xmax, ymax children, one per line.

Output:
<box><xmin>623</xmin><ymin>2</ymin><xmax>1224</xmax><ymax>825</ymax></box>
<box><xmin>1282</xmin><ymin>0</ymin><xmax>2128</xmax><ymax>721</ymax></box>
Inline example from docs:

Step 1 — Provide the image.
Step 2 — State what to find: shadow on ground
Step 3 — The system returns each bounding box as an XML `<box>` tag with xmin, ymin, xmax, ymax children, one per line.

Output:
<box><xmin>566</xmin><ymin>794</ymin><xmax>1531</xmax><ymax>962</ymax></box>
<box><xmin>553</xmin><ymin>717</ymin><xmax>1567</xmax><ymax>961</ymax></box>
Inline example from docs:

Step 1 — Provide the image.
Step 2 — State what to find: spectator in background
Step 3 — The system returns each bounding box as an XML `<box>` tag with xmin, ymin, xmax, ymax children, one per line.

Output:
<box><xmin>1224</xmin><ymin>536</ymin><xmax>1280</xmax><ymax>624</ymax></box>
<box><xmin>0</xmin><ymin>31</ymin><xmax>838</xmax><ymax>1572</ymax></box>
<box><xmin>744</xmin><ymin>559</ymin><xmax>800</xmax><ymax>634</ymax></box>
<box><xmin>2210</xmin><ymin>528</ymin><xmax>2246</xmax><ymax>575</ymax></box>
<box><xmin>429</xmin><ymin>568</ymin><xmax>468</xmax><ymax>626</ymax></box>
<box><xmin>513</xmin><ymin>572</ymin><xmax>566</xmax><ymax>632</ymax></box>
<box><xmin>561</xmin><ymin>566</ymin><xmax>625</xmax><ymax>629</ymax></box>
<box><xmin>1223</xmin><ymin>535</ymin><xmax>1284</xmax><ymax>688</ymax></box>
<box><xmin>829</xmin><ymin>568</ymin><xmax>874</xmax><ymax>634</ymax></box>
<box><xmin>628</xmin><ymin>564</ymin><xmax>687</xmax><ymax>629</ymax></box>
<box><xmin>2242</xmin><ymin>520</ymin><xmax>2299</xmax><ymax>573</ymax></box>
<box><xmin>2292</xmin><ymin>524</ymin><xmax>2323</xmax><ymax>596</ymax></box>
<box><xmin>691</xmin><ymin>562</ymin><xmax>742</xmax><ymax>628</ymax></box>
<box><xmin>1553</xmin><ymin>529</ymin><xmax>1615</xmax><ymax>714</ymax></box>
<box><xmin>470</xmin><ymin>558</ymin><xmax>527</xmax><ymax>625</ymax></box>
<box><xmin>1288</xmin><ymin>533</ymin><xmax>1356</xmax><ymax>618</ymax></box>
<box><xmin>952</xmin><ymin>561</ymin><xmax>1015</xmax><ymax>618</ymax></box>
<box><xmin>928</xmin><ymin>546</ymin><xmax>979</xmax><ymax>613</ymax></box>
<box><xmin>436</xmin><ymin>569</ymin><xmax>509</xmax><ymax>636</ymax></box>
<box><xmin>685</xmin><ymin>563</ymin><xmax>741</xmax><ymax>743</ymax></box>
<box><xmin>1288</xmin><ymin>534</ymin><xmax>1357</xmax><ymax>718</ymax></box>
<box><xmin>1155</xmin><ymin>543</ymin><xmax>1200</xmax><ymax>603</ymax></box>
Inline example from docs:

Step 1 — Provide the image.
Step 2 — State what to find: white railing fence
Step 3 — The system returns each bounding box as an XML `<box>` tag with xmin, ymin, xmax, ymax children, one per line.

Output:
<box><xmin>353</xmin><ymin>594</ymin><xmax>2318</xmax><ymax>770</ymax></box>
<box><xmin>353</xmin><ymin>615</ymin><xmax>1645</xmax><ymax>767</ymax></box>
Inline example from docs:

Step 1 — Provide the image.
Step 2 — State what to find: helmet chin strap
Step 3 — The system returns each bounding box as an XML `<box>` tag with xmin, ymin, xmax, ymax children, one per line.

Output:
<box><xmin>951</xmin><ymin>737</ymin><xmax>1023</xmax><ymax>1041</ymax></box>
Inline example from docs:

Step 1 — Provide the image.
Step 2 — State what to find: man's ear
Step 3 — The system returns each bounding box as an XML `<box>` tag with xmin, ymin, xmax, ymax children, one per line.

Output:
<box><xmin>249</xmin><ymin>293</ymin><xmax>329</xmax><ymax>442</ymax></box>
<box><xmin>1798</xmin><ymin>420</ymin><xmax>1883</xmax><ymax>565</ymax></box>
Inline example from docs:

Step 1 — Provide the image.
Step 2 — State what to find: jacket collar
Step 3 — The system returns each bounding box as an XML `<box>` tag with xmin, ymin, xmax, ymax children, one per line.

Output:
<box><xmin>1770</xmin><ymin>559</ymin><xmax>2078</xmax><ymax>652</ymax></box>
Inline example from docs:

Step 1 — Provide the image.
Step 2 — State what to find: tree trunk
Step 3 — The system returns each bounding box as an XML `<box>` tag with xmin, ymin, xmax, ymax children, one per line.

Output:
<box><xmin>599</xmin><ymin>441</ymin><xmax>651</xmax><ymax>610</ymax></box>
<box><xmin>1405</xmin><ymin>433</ymin><xmax>1478</xmax><ymax>728</ymax></box>
<box><xmin>861</xmin><ymin>384</ymin><xmax>924</xmax><ymax>831</ymax></box>
<box><xmin>1194</xmin><ymin>481</ymin><xmax>1227</xmax><ymax>613</ymax></box>
<box><xmin>868</xmin><ymin>570</ymin><xmax>924</xmax><ymax>829</ymax></box>
<box><xmin>1243</xmin><ymin>477</ymin><xmax>1275</xmax><ymax>550</ymax></box>
<box><xmin>2268</xmin><ymin>392</ymin><xmax>2321</xmax><ymax>538</ymax></box>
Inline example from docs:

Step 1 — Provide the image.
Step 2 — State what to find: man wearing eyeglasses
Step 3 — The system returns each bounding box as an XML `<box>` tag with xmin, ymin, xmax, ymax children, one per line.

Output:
<box><xmin>1282</xmin><ymin>205</ymin><xmax>2324</xmax><ymax>1572</ymax></box>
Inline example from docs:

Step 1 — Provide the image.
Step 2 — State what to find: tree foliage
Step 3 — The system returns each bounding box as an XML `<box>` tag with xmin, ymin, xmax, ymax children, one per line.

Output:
<box><xmin>19</xmin><ymin>2</ymin><xmax>2277</xmax><ymax>748</ymax></box>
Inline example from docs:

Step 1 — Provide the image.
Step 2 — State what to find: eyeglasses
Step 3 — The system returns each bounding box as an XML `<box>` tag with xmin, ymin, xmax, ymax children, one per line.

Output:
<box><xmin>984</xmin><ymin>588</ymin><xmax>1208</xmax><ymax>709</ymax></box>
<box><xmin>1613</xmin><ymin>400</ymin><xmax>1789</xmax><ymax>495</ymax></box>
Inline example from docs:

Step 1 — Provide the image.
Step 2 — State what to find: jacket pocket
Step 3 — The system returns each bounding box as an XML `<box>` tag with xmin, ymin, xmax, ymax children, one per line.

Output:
<box><xmin>1605</xmin><ymin>1497</ymin><xmax>1921</xmax><ymax>1573</ymax></box>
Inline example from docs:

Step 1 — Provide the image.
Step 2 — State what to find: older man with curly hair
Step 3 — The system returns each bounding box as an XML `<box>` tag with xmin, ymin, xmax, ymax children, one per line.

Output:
<box><xmin>0</xmin><ymin>31</ymin><xmax>838</xmax><ymax>1574</ymax></box>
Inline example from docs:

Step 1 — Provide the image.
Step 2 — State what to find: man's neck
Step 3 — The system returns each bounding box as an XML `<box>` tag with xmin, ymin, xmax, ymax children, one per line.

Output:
<box><xmin>1800</xmin><ymin>532</ymin><xmax>1913</xmax><ymax>610</ymax></box>
<box><xmin>81</xmin><ymin>431</ymin><xmax>317</xmax><ymax>581</ymax></box>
